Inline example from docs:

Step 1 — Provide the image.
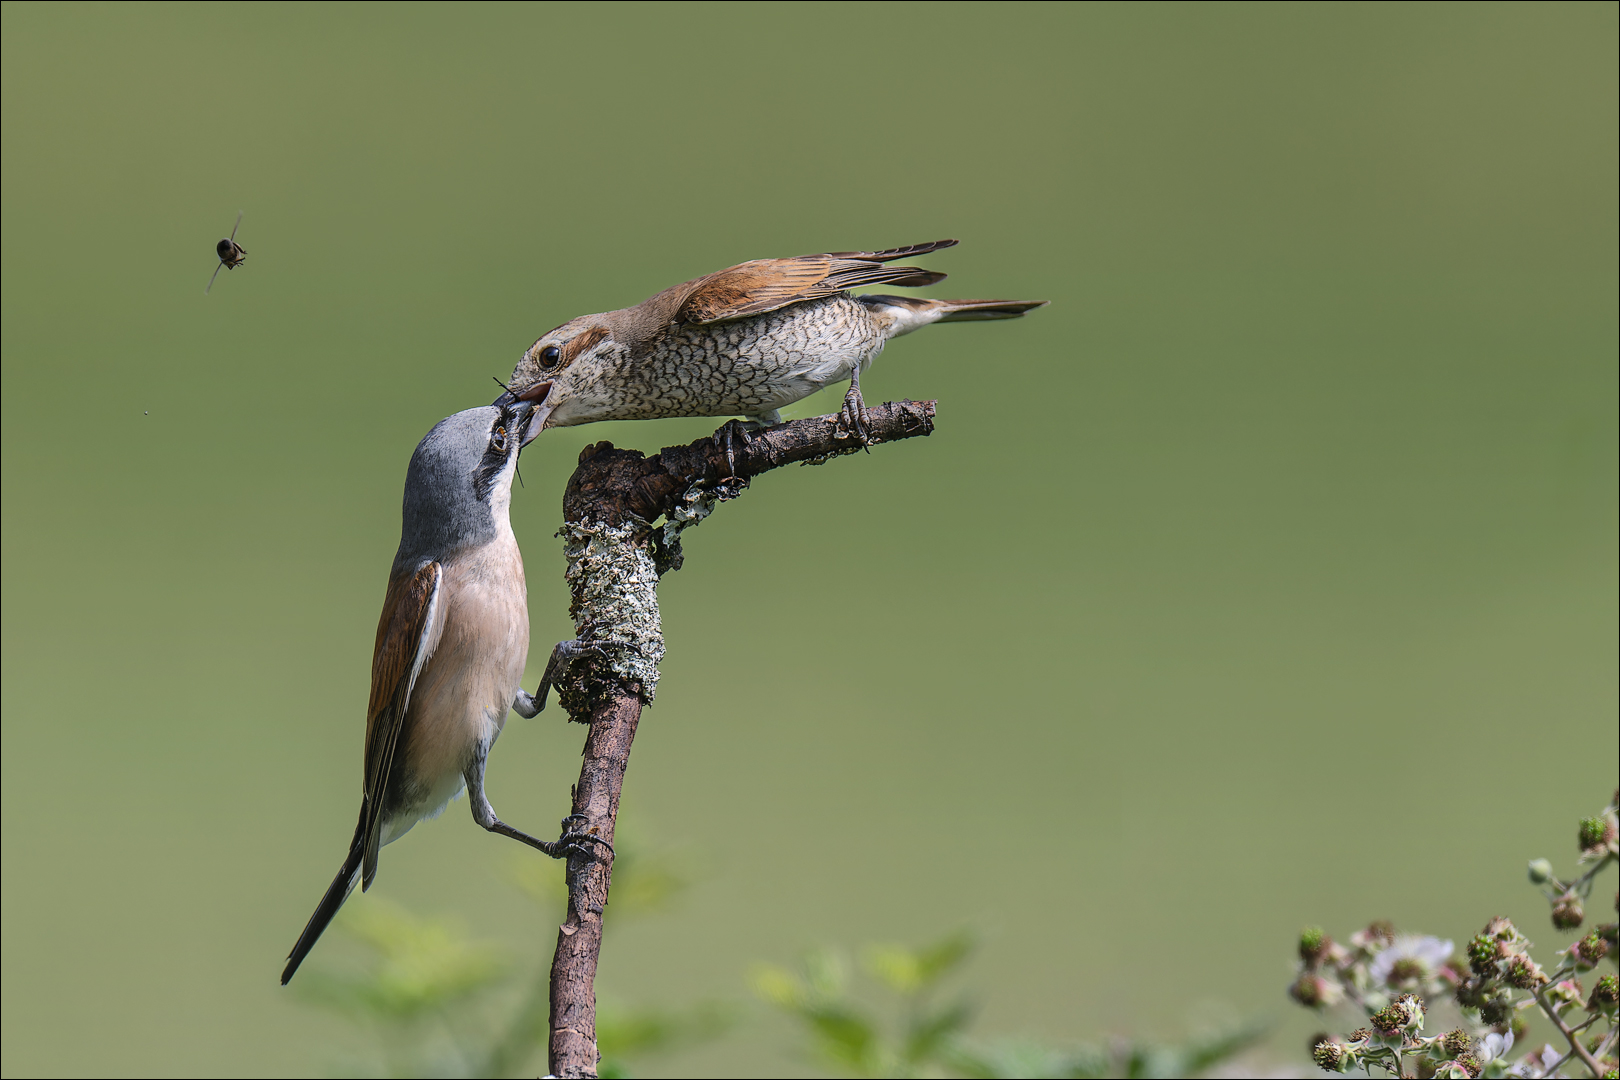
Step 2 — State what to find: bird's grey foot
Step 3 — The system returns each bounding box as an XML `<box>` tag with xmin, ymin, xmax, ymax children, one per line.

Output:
<box><xmin>838</xmin><ymin>372</ymin><xmax>871</xmax><ymax>448</ymax></box>
<box><xmin>467</xmin><ymin>768</ymin><xmax>613</xmax><ymax>860</ymax></box>
<box><xmin>484</xmin><ymin>814</ymin><xmax>614</xmax><ymax>861</ymax></box>
<box><xmin>519</xmin><ymin>639</ymin><xmax>600</xmax><ymax>716</ymax></box>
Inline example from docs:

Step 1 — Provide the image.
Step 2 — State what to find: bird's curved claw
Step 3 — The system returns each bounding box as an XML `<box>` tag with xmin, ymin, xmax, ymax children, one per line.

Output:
<box><xmin>837</xmin><ymin>376</ymin><xmax>872</xmax><ymax>449</ymax></box>
<box><xmin>558</xmin><ymin>814</ymin><xmax>614</xmax><ymax>860</ymax></box>
<box><xmin>526</xmin><ymin>639</ymin><xmax>602</xmax><ymax>715</ymax></box>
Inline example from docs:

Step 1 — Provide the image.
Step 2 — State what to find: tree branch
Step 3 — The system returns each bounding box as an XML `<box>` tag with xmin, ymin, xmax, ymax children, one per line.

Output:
<box><xmin>545</xmin><ymin>400</ymin><xmax>936</xmax><ymax>1078</ymax></box>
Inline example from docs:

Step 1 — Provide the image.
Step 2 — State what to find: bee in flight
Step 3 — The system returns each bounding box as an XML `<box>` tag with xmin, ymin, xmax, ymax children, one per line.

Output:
<box><xmin>206</xmin><ymin>211</ymin><xmax>247</xmax><ymax>294</ymax></box>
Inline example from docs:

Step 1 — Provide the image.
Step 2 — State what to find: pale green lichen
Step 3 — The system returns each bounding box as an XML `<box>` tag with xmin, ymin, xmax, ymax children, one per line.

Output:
<box><xmin>561</xmin><ymin>483</ymin><xmax>736</xmax><ymax>702</ymax></box>
<box><xmin>560</xmin><ymin>521</ymin><xmax>665</xmax><ymax>701</ymax></box>
<box><xmin>662</xmin><ymin>484</ymin><xmax>721</xmax><ymax>550</ymax></box>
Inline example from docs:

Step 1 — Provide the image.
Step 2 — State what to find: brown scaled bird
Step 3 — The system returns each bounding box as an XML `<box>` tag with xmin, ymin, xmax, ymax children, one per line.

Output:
<box><xmin>493</xmin><ymin>240</ymin><xmax>1046</xmax><ymax>438</ymax></box>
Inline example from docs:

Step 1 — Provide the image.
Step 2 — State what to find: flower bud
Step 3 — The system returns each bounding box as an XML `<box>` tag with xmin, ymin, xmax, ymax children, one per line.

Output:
<box><xmin>1472</xmin><ymin>918</ymin><xmax>1531</xmax><ymax>981</ymax></box>
<box><xmin>1432</xmin><ymin>1061</ymin><xmax>1477</xmax><ymax>1079</ymax></box>
<box><xmin>1552</xmin><ymin>894</ymin><xmax>1585</xmax><ymax>931</ymax></box>
<box><xmin>1441</xmin><ymin>1029</ymin><xmax>1472</xmax><ymax>1058</ymax></box>
<box><xmin>1527</xmin><ymin>858</ymin><xmax>1554</xmax><ymax>884</ymax></box>
<box><xmin>1371</xmin><ymin>993</ymin><xmax>1425</xmax><ymax>1038</ymax></box>
<box><xmin>1546</xmin><ymin>979</ymin><xmax>1585</xmax><ymax>1012</ymax></box>
<box><xmin>1467</xmin><ymin>935</ymin><xmax>1499</xmax><ymax>976</ymax></box>
<box><xmin>1578</xmin><ymin>814</ymin><xmax>1618</xmax><ymax>854</ymax></box>
<box><xmin>1300</xmin><ymin>926</ymin><xmax>1330</xmax><ymax>965</ymax></box>
<box><xmin>1506</xmin><ymin>955</ymin><xmax>1548</xmax><ymax>989</ymax></box>
<box><xmin>1350</xmin><ymin>921</ymin><xmax>1397</xmax><ymax>951</ymax></box>
<box><xmin>1480</xmin><ymin>996</ymin><xmax>1513</xmax><ymax>1025</ymax></box>
<box><xmin>1290</xmin><ymin>972</ymin><xmax>1342</xmax><ymax>1009</ymax></box>
<box><xmin>1587</xmin><ymin>973</ymin><xmax>1618</xmax><ymax>1018</ymax></box>
<box><xmin>1456</xmin><ymin>977</ymin><xmax>1490</xmax><ymax>1009</ymax></box>
<box><xmin>1312</xmin><ymin>1038</ymin><xmax>1350</xmax><ymax>1072</ymax></box>
<box><xmin>1571</xmin><ymin>932</ymin><xmax>1610</xmax><ymax>969</ymax></box>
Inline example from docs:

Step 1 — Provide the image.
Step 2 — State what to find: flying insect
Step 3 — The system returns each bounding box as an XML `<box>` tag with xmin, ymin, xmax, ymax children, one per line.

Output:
<box><xmin>206</xmin><ymin>211</ymin><xmax>247</xmax><ymax>294</ymax></box>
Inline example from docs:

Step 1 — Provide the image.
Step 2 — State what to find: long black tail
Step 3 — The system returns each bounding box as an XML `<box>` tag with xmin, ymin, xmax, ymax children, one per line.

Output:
<box><xmin>281</xmin><ymin>806</ymin><xmax>366</xmax><ymax>985</ymax></box>
<box><xmin>931</xmin><ymin>298</ymin><xmax>1049</xmax><ymax>321</ymax></box>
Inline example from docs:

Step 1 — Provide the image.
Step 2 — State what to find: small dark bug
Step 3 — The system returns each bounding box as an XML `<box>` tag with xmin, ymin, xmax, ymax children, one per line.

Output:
<box><xmin>206</xmin><ymin>211</ymin><xmax>247</xmax><ymax>294</ymax></box>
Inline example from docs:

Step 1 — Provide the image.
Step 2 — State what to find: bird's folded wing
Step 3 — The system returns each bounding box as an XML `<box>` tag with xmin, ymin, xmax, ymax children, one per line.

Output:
<box><xmin>360</xmin><ymin>560</ymin><xmax>443</xmax><ymax>886</ymax></box>
<box><xmin>676</xmin><ymin>244</ymin><xmax>954</xmax><ymax>325</ymax></box>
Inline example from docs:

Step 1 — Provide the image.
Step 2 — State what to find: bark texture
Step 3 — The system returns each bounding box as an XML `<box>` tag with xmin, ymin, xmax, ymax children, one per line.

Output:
<box><xmin>546</xmin><ymin>400</ymin><xmax>936</xmax><ymax>1077</ymax></box>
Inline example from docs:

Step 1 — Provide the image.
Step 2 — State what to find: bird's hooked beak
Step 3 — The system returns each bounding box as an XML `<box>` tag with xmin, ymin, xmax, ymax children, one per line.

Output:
<box><xmin>498</xmin><ymin>382</ymin><xmax>554</xmax><ymax>443</ymax></box>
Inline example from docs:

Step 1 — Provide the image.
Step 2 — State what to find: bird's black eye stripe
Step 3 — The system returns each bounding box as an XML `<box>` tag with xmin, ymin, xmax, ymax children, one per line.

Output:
<box><xmin>473</xmin><ymin>411</ymin><xmax>520</xmax><ymax>500</ymax></box>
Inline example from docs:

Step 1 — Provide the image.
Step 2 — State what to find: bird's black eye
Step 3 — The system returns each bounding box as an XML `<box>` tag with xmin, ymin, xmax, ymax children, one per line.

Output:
<box><xmin>538</xmin><ymin>345</ymin><xmax>562</xmax><ymax>370</ymax></box>
<box><xmin>491</xmin><ymin>425</ymin><xmax>508</xmax><ymax>451</ymax></box>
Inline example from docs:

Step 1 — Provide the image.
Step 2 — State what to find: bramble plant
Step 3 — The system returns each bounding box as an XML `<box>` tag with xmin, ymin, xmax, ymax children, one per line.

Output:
<box><xmin>1291</xmin><ymin>794</ymin><xmax>1618</xmax><ymax>1078</ymax></box>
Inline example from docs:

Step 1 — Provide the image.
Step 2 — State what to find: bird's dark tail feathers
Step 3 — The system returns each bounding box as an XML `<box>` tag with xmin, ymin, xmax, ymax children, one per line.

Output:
<box><xmin>281</xmin><ymin>807</ymin><xmax>366</xmax><ymax>985</ymax></box>
<box><xmin>930</xmin><ymin>298</ymin><xmax>1050</xmax><ymax>321</ymax></box>
<box><xmin>859</xmin><ymin>294</ymin><xmax>1049</xmax><ymax>335</ymax></box>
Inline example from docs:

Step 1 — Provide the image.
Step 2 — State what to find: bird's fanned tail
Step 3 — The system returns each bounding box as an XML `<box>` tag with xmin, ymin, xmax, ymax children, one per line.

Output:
<box><xmin>281</xmin><ymin>805</ymin><xmax>367</xmax><ymax>985</ymax></box>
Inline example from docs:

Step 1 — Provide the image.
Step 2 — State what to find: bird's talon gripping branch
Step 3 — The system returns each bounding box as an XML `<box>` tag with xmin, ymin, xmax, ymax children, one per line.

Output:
<box><xmin>713</xmin><ymin>418</ymin><xmax>753</xmax><ymax>479</ymax></box>
<box><xmin>558</xmin><ymin>814</ymin><xmax>614</xmax><ymax>859</ymax></box>
<box><xmin>559</xmin><ymin>832</ymin><xmax>613</xmax><ymax>861</ymax></box>
<box><xmin>838</xmin><ymin>375</ymin><xmax>872</xmax><ymax>448</ymax></box>
<box><xmin>523</xmin><ymin>639</ymin><xmax>601</xmax><ymax>715</ymax></box>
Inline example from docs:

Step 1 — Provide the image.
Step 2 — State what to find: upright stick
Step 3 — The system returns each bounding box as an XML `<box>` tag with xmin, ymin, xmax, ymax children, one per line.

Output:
<box><xmin>545</xmin><ymin>401</ymin><xmax>937</xmax><ymax>1078</ymax></box>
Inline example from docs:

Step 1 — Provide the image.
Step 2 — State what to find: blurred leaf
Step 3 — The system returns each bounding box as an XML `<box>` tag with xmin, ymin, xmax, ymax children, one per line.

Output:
<box><xmin>904</xmin><ymin>998</ymin><xmax>975</xmax><ymax>1064</ymax></box>
<box><xmin>806</xmin><ymin>1005</ymin><xmax>882</xmax><ymax>1074</ymax></box>
<box><xmin>803</xmin><ymin>947</ymin><xmax>851</xmax><ymax>1002</ymax></box>
<box><xmin>509</xmin><ymin>824</ymin><xmax>689</xmax><ymax>922</ymax></box>
<box><xmin>598</xmin><ymin>997</ymin><xmax>735</xmax><ymax>1058</ymax></box>
<box><xmin>946</xmin><ymin>1038</ymin><xmax>1112</xmax><ymax>1079</ymax></box>
<box><xmin>292</xmin><ymin>900</ymin><xmax>506</xmax><ymax>1022</ymax></box>
<box><xmin>751</xmin><ymin>962</ymin><xmax>809</xmax><ymax>1009</ymax></box>
<box><xmin>761</xmin><ymin>933</ymin><xmax>1268</xmax><ymax>1079</ymax></box>
<box><xmin>864</xmin><ymin>929</ymin><xmax>976</xmax><ymax>998</ymax></box>
<box><xmin>1168</xmin><ymin>1016</ymin><xmax>1272</xmax><ymax>1075</ymax></box>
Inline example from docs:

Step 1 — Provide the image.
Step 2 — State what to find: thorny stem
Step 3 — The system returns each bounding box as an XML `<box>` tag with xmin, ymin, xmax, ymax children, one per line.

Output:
<box><xmin>1548</xmin><ymin>1047</ymin><xmax>1577</xmax><ymax>1077</ymax></box>
<box><xmin>542</xmin><ymin>402</ymin><xmax>937</xmax><ymax>1078</ymax></box>
<box><xmin>1530</xmin><ymin>983</ymin><xmax>1605</xmax><ymax>1078</ymax></box>
<box><xmin>1545</xmin><ymin>853</ymin><xmax>1617</xmax><ymax>900</ymax></box>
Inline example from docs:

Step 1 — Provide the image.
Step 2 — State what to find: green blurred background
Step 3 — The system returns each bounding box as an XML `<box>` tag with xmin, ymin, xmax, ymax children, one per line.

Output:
<box><xmin>2</xmin><ymin>2</ymin><xmax>1615</xmax><ymax>1075</ymax></box>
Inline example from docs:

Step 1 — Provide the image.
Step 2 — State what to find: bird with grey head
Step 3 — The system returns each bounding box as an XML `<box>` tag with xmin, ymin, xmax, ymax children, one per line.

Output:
<box><xmin>492</xmin><ymin>239</ymin><xmax>1046</xmax><ymax>443</ymax></box>
<box><xmin>280</xmin><ymin>400</ymin><xmax>609</xmax><ymax>985</ymax></box>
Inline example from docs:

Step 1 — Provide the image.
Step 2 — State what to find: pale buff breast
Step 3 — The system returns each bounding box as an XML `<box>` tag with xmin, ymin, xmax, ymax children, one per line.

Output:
<box><xmin>397</xmin><ymin>529</ymin><xmax>529</xmax><ymax>802</ymax></box>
